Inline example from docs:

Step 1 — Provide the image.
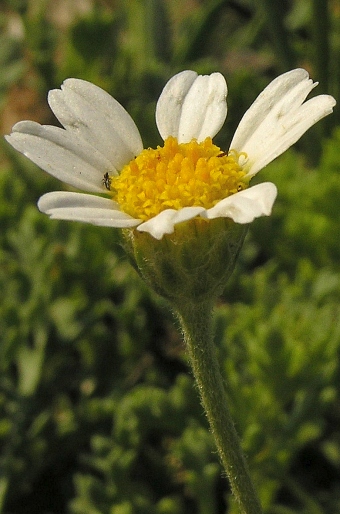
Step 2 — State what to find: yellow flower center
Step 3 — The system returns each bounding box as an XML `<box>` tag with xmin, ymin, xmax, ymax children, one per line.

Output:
<box><xmin>110</xmin><ymin>136</ymin><xmax>248</xmax><ymax>221</ymax></box>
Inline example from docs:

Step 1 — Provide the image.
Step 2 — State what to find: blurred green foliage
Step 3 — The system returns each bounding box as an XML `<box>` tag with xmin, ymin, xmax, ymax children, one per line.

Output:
<box><xmin>1</xmin><ymin>0</ymin><xmax>340</xmax><ymax>513</ymax></box>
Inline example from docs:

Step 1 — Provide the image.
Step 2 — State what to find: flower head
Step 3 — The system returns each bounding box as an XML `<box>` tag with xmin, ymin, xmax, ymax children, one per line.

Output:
<box><xmin>5</xmin><ymin>69</ymin><xmax>336</xmax><ymax>240</ymax></box>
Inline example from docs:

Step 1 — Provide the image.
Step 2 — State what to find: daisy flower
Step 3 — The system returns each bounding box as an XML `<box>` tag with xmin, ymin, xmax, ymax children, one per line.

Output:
<box><xmin>5</xmin><ymin>69</ymin><xmax>336</xmax><ymax>240</ymax></box>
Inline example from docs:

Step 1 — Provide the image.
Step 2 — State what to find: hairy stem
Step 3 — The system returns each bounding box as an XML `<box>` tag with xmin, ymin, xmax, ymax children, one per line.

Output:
<box><xmin>176</xmin><ymin>300</ymin><xmax>262</xmax><ymax>514</ymax></box>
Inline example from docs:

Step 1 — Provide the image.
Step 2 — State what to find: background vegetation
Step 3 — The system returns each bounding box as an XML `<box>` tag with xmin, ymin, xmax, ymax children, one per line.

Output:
<box><xmin>0</xmin><ymin>0</ymin><xmax>340</xmax><ymax>512</ymax></box>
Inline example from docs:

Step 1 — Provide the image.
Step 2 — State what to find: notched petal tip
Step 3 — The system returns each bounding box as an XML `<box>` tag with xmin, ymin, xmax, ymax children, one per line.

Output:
<box><xmin>6</xmin><ymin>120</ymin><xmax>37</xmax><ymax>136</ymax></box>
<box><xmin>321</xmin><ymin>94</ymin><xmax>337</xmax><ymax>112</ymax></box>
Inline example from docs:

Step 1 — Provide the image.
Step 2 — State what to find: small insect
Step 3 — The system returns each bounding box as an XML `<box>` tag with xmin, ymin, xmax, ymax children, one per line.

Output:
<box><xmin>102</xmin><ymin>172</ymin><xmax>112</xmax><ymax>191</ymax></box>
<box><xmin>217</xmin><ymin>151</ymin><xmax>228</xmax><ymax>157</ymax></box>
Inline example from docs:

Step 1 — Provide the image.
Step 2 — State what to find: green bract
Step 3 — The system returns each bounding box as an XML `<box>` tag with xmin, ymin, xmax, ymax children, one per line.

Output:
<box><xmin>122</xmin><ymin>218</ymin><xmax>248</xmax><ymax>303</ymax></box>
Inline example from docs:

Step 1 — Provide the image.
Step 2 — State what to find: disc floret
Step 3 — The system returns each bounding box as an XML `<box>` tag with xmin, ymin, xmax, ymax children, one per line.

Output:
<box><xmin>111</xmin><ymin>136</ymin><xmax>248</xmax><ymax>221</ymax></box>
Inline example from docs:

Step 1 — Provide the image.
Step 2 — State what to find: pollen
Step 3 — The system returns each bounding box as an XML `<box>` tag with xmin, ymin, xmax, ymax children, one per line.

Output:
<box><xmin>110</xmin><ymin>136</ymin><xmax>248</xmax><ymax>221</ymax></box>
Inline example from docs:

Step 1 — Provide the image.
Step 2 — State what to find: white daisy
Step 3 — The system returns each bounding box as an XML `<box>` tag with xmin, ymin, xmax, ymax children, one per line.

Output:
<box><xmin>5</xmin><ymin>69</ymin><xmax>336</xmax><ymax>240</ymax></box>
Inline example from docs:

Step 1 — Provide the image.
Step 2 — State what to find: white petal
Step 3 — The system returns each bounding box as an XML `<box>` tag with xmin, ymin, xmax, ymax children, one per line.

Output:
<box><xmin>6</xmin><ymin>121</ymin><xmax>114</xmax><ymax>193</ymax></box>
<box><xmin>230</xmin><ymin>69</ymin><xmax>336</xmax><ymax>177</ymax></box>
<box><xmin>48</xmin><ymin>79</ymin><xmax>143</xmax><ymax>170</ymax></box>
<box><xmin>137</xmin><ymin>206</ymin><xmax>205</xmax><ymax>239</ymax></box>
<box><xmin>38</xmin><ymin>191</ymin><xmax>141</xmax><ymax>228</ymax></box>
<box><xmin>250</xmin><ymin>95</ymin><xmax>335</xmax><ymax>176</ymax></box>
<box><xmin>243</xmin><ymin>95</ymin><xmax>335</xmax><ymax>177</ymax></box>
<box><xmin>203</xmin><ymin>183</ymin><xmax>277</xmax><ymax>223</ymax></box>
<box><xmin>156</xmin><ymin>71</ymin><xmax>227</xmax><ymax>143</ymax></box>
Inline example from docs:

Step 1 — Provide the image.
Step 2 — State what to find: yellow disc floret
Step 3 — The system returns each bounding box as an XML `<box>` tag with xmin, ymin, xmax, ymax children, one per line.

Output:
<box><xmin>110</xmin><ymin>136</ymin><xmax>248</xmax><ymax>221</ymax></box>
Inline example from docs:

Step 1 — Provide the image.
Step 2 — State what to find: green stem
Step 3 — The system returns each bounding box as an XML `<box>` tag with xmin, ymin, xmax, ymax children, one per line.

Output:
<box><xmin>175</xmin><ymin>300</ymin><xmax>262</xmax><ymax>514</ymax></box>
